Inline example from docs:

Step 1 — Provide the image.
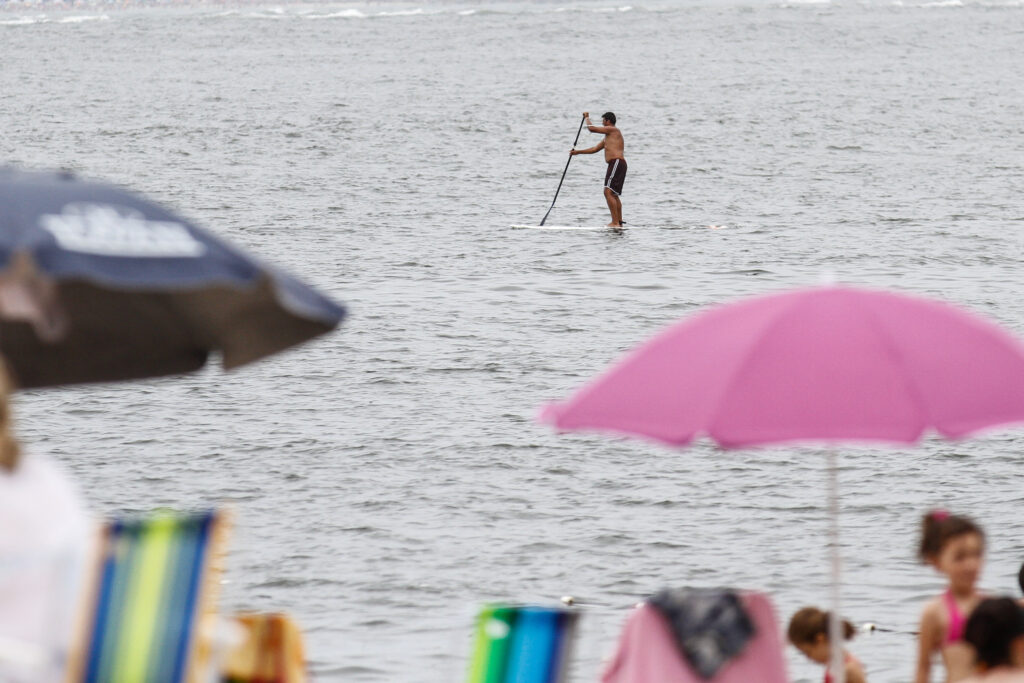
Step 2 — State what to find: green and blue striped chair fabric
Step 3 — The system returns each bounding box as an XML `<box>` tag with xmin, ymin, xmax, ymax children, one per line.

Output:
<box><xmin>69</xmin><ymin>509</ymin><xmax>227</xmax><ymax>683</ymax></box>
<box><xmin>467</xmin><ymin>604</ymin><xmax>577</xmax><ymax>683</ymax></box>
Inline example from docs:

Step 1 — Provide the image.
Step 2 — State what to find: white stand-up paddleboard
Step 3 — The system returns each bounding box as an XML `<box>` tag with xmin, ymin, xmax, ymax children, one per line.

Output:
<box><xmin>510</xmin><ymin>224</ymin><xmax>626</xmax><ymax>231</ymax></box>
<box><xmin>513</xmin><ymin>224</ymin><xmax>729</xmax><ymax>231</ymax></box>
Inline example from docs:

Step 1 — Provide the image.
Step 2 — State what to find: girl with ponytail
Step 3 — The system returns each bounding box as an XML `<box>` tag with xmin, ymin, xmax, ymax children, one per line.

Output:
<box><xmin>788</xmin><ymin>606</ymin><xmax>867</xmax><ymax>683</ymax></box>
<box><xmin>915</xmin><ymin>510</ymin><xmax>986</xmax><ymax>683</ymax></box>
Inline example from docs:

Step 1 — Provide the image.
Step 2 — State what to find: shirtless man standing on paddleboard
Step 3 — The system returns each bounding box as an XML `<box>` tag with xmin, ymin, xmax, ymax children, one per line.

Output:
<box><xmin>570</xmin><ymin>111</ymin><xmax>626</xmax><ymax>227</ymax></box>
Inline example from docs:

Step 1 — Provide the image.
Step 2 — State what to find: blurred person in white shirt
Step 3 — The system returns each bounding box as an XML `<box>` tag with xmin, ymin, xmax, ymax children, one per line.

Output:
<box><xmin>0</xmin><ymin>366</ymin><xmax>89</xmax><ymax>682</ymax></box>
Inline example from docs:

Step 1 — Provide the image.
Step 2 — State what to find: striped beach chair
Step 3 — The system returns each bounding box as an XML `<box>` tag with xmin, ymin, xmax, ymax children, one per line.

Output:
<box><xmin>467</xmin><ymin>604</ymin><xmax>578</xmax><ymax>683</ymax></box>
<box><xmin>67</xmin><ymin>509</ymin><xmax>230</xmax><ymax>683</ymax></box>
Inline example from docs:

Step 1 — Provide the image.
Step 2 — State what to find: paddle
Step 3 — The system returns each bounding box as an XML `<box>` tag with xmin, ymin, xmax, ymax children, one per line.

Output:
<box><xmin>539</xmin><ymin>114</ymin><xmax>587</xmax><ymax>226</ymax></box>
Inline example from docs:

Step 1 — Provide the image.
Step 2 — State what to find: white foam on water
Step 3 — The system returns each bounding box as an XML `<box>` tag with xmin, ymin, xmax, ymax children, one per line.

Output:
<box><xmin>546</xmin><ymin>4</ymin><xmax>629</xmax><ymax>12</ymax></box>
<box><xmin>376</xmin><ymin>8</ymin><xmax>426</xmax><ymax>16</ymax></box>
<box><xmin>243</xmin><ymin>7</ymin><xmax>288</xmax><ymax>18</ymax></box>
<box><xmin>56</xmin><ymin>14</ymin><xmax>109</xmax><ymax>23</ymax></box>
<box><xmin>0</xmin><ymin>16</ymin><xmax>44</xmax><ymax>25</ymax></box>
<box><xmin>303</xmin><ymin>8</ymin><xmax>366</xmax><ymax>19</ymax></box>
<box><xmin>891</xmin><ymin>0</ymin><xmax>965</xmax><ymax>6</ymax></box>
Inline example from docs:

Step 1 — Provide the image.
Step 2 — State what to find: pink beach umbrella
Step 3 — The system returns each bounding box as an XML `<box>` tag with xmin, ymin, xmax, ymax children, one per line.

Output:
<box><xmin>539</xmin><ymin>285</ymin><xmax>1024</xmax><ymax>683</ymax></box>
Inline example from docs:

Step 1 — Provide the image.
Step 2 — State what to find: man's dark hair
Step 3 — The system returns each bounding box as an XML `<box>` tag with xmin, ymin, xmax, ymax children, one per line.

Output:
<box><xmin>602</xmin><ymin>112</ymin><xmax>616</xmax><ymax>125</ymax></box>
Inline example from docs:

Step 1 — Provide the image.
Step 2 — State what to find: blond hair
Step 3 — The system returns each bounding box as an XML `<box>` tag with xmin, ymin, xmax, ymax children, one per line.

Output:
<box><xmin>0</xmin><ymin>362</ymin><xmax>20</xmax><ymax>472</ymax></box>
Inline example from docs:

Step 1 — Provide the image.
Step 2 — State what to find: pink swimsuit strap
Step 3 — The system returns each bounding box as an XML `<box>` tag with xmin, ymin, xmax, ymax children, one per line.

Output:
<box><xmin>824</xmin><ymin>653</ymin><xmax>854</xmax><ymax>683</ymax></box>
<box><xmin>944</xmin><ymin>590</ymin><xmax>967</xmax><ymax>644</ymax></box>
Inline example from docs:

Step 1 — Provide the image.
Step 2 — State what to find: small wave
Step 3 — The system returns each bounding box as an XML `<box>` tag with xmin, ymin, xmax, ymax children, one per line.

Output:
<box><xmin>376</xmin><ymin>7</ymin><xmax>425</xmax><ymax>16</ymax></box>
<box><xmin>456</xmin><ymin>7</ymin><xmax>510</xmax><ymax>15</ymax></box>
<box><xmin>0</xmin><ymin>16</ymin><xmax>43</xmax><ymax>25</ymax></box>
<box><xmin>244</xmin><ymin>7</ymin><xmax>288</xmax><ymax>18</ymax></box>
<box><xmin>304</xmin><ymin>9</ymin><xmax>366</xmax><ymax>19</ymax></box>
<box><xmin>892</xmin><ymin>0</ymin><xmax>963</xmax><ymax>5</ymax></box>
<box><xmin>57</xmin><ymin>14</ymin><xmax>109</xmax><ymax>23</ymax></box>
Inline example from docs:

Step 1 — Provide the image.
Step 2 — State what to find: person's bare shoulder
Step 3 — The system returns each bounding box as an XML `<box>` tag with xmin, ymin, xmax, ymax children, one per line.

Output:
<box><xmin>921</xmin><ymin>595</ymin><xmax>944</xmax><ymax>619</ymax></box>
<box><xmin>847</xmin><ymin>658</ymin><xmax>868</xmax><ymax>683</ymax></box>
<box><xmin>919</xmin><ymin>597</ymin><xmax>947</xmax><ymax>645</ymax></box>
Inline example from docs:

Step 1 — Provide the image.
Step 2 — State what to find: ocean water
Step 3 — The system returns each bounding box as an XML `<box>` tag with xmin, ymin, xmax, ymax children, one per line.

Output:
<box><xmin>2</xmin><ymin>0</ymin><xmax>1024</xmax><ymax>680</ymax></box>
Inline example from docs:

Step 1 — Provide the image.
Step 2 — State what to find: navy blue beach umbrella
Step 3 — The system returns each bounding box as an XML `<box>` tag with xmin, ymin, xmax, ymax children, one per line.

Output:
<box><xmin>0</xmin><ymin>167</ymin><xmax>346</xmax><ymax>388</ymax></box>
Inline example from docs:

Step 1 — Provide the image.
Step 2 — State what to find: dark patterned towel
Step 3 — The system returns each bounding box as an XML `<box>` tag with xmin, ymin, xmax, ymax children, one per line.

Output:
<box><xmin>648</xmin><ymin>588</ymin><xmax>756</xmax><ymax>680</ymax></box>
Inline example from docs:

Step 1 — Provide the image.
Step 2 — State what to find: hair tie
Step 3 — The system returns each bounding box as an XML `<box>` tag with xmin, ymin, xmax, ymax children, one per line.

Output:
<box><xmin>931</xmin><ymin>509</ymin><xmax>950</xmax><ymax>521</ymax></box>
